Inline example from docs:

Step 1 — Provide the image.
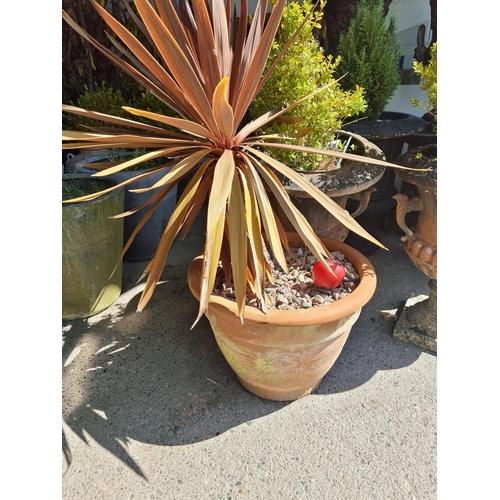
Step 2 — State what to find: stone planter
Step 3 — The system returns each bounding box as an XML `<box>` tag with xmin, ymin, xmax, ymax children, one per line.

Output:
<box><xmin>187</xmin><ymin>234</ymin><xmax>377</xmax><ymax>401</ymax></box>
<box><xmin>343</xmin><ymin>112</ymin><xmax>430</xmax><ymax>221</ymax></box>
<box><xmin>269</xmin><ymin>131</ymin><xmax>385</xmax><ymax>242</ymax></box>
<box><xmin>62</xmin><ymin>174</ymin><xmax>124</xmax><ymax>320</ymax></box>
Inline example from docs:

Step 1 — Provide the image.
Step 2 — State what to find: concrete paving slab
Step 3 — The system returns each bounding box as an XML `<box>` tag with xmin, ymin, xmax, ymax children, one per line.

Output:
<box><xmin>62</xmin><ymin>206</ymin><xmax>436</xmax><ymax>499</ymax></box>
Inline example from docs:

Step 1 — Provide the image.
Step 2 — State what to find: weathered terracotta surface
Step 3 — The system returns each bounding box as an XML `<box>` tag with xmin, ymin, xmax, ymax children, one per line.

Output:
<box><xmin>187</xmin><ymin>235</ymin><xmax>377</xmax><ymax>401</ymax></box>
<box><xmin>269</xmin><ymin>131</ymin><xmax>385</xmax><ymax>241</ymax></box>
<box><xmin>394</xmin><ymin>145</ymin><xmax>437</xmax><ymax>280</ymax></box>
<box><xmin>392</xmin><ymin>145</ymin><xmax>437</xmax><ymax>350</ymax></box>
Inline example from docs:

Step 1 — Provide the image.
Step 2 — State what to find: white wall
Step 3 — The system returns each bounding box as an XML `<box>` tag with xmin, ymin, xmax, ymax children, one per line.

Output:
<box><xmin>386</xmin><ymin>85</ymin><xmax>428</xmax><ymax>117</ymax></box>
<box><xmin>387</xmin><ymin>0</ymin><xmax>433</xmax><ymax>70</ymax></box>
<box><xmin>384</xmin><ymin>0</ymin><xmax>433</xmax><ymax>115</ymax></box>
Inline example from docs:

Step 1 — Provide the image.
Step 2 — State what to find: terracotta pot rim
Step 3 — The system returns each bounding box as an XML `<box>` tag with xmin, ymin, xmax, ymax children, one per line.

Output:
<box><xmin>187</xmin><ymin>235</ymin><xmax>377</xmax><ymax>326</ymax></box>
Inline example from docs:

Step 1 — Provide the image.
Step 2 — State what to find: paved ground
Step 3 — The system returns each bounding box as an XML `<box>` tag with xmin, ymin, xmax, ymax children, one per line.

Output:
<box><xmin>62</xmin><ymin>206</ymin><xmax>436</xmax><ymax>499</ymax></box>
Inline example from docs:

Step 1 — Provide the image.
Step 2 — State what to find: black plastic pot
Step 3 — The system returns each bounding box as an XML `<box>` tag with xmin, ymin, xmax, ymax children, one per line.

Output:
<box><xmin>74</xmin><ymin>152</ymin><xmax>178</xmax><ymax>262</ymax></box>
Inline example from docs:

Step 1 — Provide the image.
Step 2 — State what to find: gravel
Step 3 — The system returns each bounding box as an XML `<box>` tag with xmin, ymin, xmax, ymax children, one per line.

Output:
<box><xmin>213</xmin><ymin>246</ymin><xmax>360</xmax><ymax>310</ymax></box>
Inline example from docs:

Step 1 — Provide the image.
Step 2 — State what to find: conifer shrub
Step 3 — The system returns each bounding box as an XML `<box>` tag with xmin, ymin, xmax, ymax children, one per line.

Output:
<box><xmin>336</xmin><ymin>0</ymin><xmax>402</xmax><ymax>121</ymax></box>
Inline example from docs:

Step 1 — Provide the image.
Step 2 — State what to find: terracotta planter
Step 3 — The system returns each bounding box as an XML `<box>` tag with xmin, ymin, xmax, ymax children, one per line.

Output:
<box><xmin>393</xmin><ymin>145</ymin><xmax>437</xmax><ymax>280</ymax></box>
<box><xmin>187</xmin><ymin>234</ymin><xmax>377</xmax><ymax>401</ymax></box>
<box><xmin>269</xmin><ymin>131</ymin><xmax>385</xmax><ymax>241</ymax></box>
<box><xmin>392</xmin><ymin>145</ymin><xmax>437</xmax><ymax>350</ymax></box>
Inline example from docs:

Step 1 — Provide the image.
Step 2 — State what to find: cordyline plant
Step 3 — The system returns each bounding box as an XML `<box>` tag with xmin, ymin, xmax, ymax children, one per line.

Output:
<box><xmin>62</xmin><ymin>0</ymin><xmax>412</xmax><ymax>325</ymax></box>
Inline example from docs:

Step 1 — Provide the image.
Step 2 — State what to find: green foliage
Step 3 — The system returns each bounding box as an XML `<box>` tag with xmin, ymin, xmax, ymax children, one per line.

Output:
<box><xmin>63</xmin><ymin>82</ymin><xmax>180</xmax><ymax>130</ymax></box>
<box><xmin>251</xmin><ymin>0</ymin><xmax>366</xmax><ymax>171</ymax></box>
<box><xmin>336</xmin><ymin>0</ymin><xmax>402</xmax><ymax>121</ymax></box>
<box><xmin>62</xmin><ymin>0</ymin><xmax>145</xmax><ymax>105</ymax></box>
<box><xmin>411</xmin><ymin>42</ymin><xmax>437</xmax><ymax>130</ymax></box>
<box><xmin>62</xmin><ymin>177</ymin><xmax>110</xmax><ymax>201</ymax></box>
<box><xmin>63</xmin><ymin>82</ymin><xmax>129</xmax><ymax>130</ymax></box>
<box><xmin>132</xmin><ymin>90</ymin><xmax>181</xmax><ymax>128</ymax></box>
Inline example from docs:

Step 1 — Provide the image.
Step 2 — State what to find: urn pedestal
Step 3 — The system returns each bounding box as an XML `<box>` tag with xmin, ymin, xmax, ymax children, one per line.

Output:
<box><xmin>392</xmin><ymin>145</ymin><xmax>437</xmax><ymax>352</ymax></box>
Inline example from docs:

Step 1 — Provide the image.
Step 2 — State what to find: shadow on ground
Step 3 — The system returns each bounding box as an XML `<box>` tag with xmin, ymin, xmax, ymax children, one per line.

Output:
<box><xmin>62</xmin><ymin>254</ymin><xmax>292</xmax><ymax>478</ymax></box>
<box><xmin>62</xmin><ymin>211</ymin><xmax>431</xmax><ymax>479</ymax></box>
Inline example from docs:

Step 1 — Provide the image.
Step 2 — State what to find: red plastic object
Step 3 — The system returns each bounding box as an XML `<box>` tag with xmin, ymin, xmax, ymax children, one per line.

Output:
<box><xmin>312</xmin><ymin>260</ymin><xmax>345</xmax><ymax>289</ymax></box>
